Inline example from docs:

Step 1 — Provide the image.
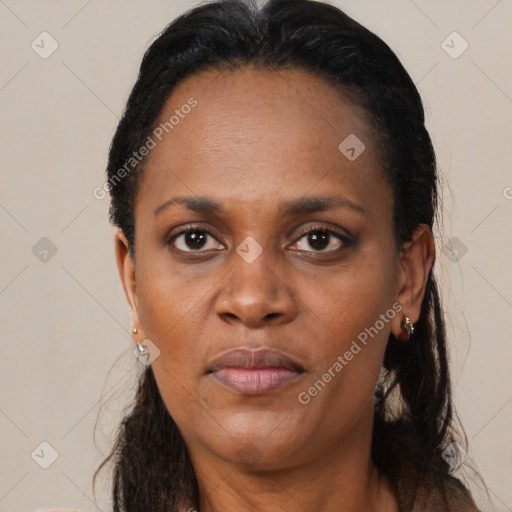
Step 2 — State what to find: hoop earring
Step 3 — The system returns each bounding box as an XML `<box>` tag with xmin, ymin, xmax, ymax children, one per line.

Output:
<box><xmin>398</xmin><ymin>315</ymin><xmax>415</xmax><ymax>340</ymax></box>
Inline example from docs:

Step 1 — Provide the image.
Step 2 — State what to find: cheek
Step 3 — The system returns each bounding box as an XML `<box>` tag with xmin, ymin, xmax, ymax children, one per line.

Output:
<box><xmin>133</xmin><ymin>247</ymin><xmax>231</xmax><ymax>423</ymax></box>
<box><xmin>136</xmin><ymin>254</ymin><xmax>204</xmax><ymax>336</ymax></box>
<box><xmin>136</xmin><ymin>271</ymin><xmax>209</xmax><ymax>427</ymax></box>
<box><xmin>304</xmin><ymin>256</ymin><xmax>394</xmax><ymax>346</ymax></box>
<box><xmin>299</xmin><ymin>254</ymin><xmax>395</xmax><ymax>398</ymax></box>
<box><xmin>135</xmin><ymin>261</ymin><xmax>211</xmax><ymax>384</ymax></box>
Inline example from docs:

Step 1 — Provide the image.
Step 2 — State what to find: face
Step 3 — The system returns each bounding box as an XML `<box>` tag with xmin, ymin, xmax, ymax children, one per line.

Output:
<box><xmin>117</xmin><ymin>66</ymin><xmax>411</xmax><ymax>472</ymax></box>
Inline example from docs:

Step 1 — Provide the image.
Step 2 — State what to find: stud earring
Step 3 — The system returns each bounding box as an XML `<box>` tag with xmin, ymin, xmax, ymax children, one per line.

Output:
<box><xmin>398</xmin><ymin>315</ymin><xmax>415</xmax><ymax>340</ymax></box>
<box><xmin>132</xmin><ymin>328</ymin><xmax>138</xmax><ymax>334</ymax></box>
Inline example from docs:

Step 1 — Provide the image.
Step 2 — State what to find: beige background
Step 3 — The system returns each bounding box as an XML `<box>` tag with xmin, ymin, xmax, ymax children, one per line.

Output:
<box><xmin>0</xmin><ymin>0</ymin><xmax>511</xmax><ymax>511</ymax></box>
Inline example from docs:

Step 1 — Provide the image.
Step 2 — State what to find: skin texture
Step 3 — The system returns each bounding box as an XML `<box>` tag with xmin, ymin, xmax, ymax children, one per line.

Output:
<box><xmin>115</xmin><ymin>66</ymin><xmax>435</xmax><ymax>512</ymax></box>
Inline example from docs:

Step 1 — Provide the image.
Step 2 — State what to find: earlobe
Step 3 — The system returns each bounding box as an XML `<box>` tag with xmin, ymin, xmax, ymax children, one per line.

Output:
<box><xmin>391</xmin><ymin>224</ymin><xmax>435</xmax><ymax>339</ymax></box>
<box><xmin>114</xmin><ymin>228</ymin><xmax>140</xmax><ymax>327</ymax></box>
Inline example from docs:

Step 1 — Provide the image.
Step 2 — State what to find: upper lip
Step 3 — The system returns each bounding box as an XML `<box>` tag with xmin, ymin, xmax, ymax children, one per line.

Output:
<box><xmin>207</xmin><ymin>347</ymin><xmax>304</xmax><ymax>373</ymax></box>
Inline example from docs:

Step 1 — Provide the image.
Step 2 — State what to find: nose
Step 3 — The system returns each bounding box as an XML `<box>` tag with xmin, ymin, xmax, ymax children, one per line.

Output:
<box><xmin>214</xmin><ymin>242</ymin><xmax>298</xmax><ymax>328</ymax></box>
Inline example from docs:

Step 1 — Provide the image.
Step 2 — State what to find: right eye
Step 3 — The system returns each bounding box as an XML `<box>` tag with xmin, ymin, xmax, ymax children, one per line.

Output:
<box><xmin>168</xmin><ymin>226</ymin><xmax>225</xmax><ymax>253</ymax></box>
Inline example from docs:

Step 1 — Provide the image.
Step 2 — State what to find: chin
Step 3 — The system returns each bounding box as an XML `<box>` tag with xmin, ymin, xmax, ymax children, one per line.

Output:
<box><xmin>203</xmin><ymin>422</ymin><xmax>305</xmax><ymax>468</ymax></box>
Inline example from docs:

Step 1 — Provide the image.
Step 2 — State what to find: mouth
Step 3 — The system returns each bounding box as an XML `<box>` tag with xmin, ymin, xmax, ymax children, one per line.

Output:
<box><xmin>207</xmin><ymin>347</ymin><xmax>305</xmax><ymax>396</ymax></box>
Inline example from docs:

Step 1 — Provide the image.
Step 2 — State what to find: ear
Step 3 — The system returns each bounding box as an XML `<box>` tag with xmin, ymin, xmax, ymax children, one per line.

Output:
<box><xmin>391</xmin><ymin>224</ymin><xmax>435</xmax><ymax>340</ymax></box>
<box><xmin>114</xmin><ymin>228</ymin><xmax>144</xmax><ymax>342</ymax></box>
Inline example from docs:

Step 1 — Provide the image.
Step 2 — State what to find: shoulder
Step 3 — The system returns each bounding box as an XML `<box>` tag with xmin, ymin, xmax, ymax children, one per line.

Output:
<box><xmin>394</xmin><ymin>458</ymin><xmax>481</xmax><ymax>512</ymax></box>
<box><xmin>408</xmin><ymin>473</ymin><xmax>481</xmax><ymax>512</ymax></box>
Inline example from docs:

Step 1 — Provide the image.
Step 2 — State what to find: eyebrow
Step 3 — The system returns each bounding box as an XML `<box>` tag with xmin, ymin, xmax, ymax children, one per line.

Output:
<box><xmin>154</xmin><ymin>195</ymin><xmax>370</xmax><ymax>218</ymax></box>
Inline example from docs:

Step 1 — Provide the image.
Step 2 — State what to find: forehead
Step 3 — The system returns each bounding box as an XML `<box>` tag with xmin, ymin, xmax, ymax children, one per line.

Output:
<box><xmin>137</xmin><ymin>65</ymin><xmax>390</xmax><ymax>218</ymax></box>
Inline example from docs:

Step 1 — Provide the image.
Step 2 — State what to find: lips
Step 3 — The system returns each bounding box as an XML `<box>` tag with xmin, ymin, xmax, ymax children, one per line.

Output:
<box><xmin>208</xmin><ymin>347</ymin><xmax>304</xmax><ymax>373</ymax></box>
<box><xmin>207</xmin><ymin>347</ymin><xmax>304</xmax><ymax>395</ymax></box>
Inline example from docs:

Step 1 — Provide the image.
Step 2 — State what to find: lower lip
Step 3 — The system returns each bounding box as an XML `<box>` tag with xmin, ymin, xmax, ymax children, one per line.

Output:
<box><xmin>210</xmin><ymin>368</ymin><xmax>302</xmax><ymax>395</ymax></box>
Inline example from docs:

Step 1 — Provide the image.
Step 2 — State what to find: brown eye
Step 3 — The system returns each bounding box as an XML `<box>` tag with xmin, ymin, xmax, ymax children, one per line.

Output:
<box><xmin>292</xmin><ymin>226</ymin><xmax>351</xmax><ymax>253</ymax></box>
<box><xmin>169</xmin><ymin>228</ymin><xmax>224</xmax><ymax>253</ymax></box>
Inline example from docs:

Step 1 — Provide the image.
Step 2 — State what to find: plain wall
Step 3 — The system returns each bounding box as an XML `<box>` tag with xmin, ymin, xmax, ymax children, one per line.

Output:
<box><xmin>1</xmin><ymin>1</ymin><xmax>511</xmax><ymax>510</ymax></box>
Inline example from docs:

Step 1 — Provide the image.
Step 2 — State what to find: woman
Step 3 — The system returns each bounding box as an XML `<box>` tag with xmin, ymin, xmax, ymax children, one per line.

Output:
<box><xmin>93</xmin><ymin>0</ymin><xmax>484</xmax><ymax>510</ymax></box>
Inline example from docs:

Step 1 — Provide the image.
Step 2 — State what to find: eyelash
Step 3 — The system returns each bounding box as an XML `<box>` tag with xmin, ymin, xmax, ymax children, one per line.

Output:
<box><xmin>167</xmin><ymin>223</ymin><xmax>352</xmax><ymax>255</ymax></box>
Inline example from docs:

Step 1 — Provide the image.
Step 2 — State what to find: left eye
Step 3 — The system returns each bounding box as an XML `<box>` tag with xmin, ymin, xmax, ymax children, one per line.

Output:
<box><xmin>293</xmin><ymin>229</ymin><xmax>347</xmax><ymax>252</ymax></box>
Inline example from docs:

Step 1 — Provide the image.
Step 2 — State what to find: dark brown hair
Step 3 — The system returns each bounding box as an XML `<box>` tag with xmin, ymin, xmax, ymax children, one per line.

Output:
<box><xmin>93</xmin><ymin>0</ymin><xmax>484</xmax><ymax>509</ymax></box>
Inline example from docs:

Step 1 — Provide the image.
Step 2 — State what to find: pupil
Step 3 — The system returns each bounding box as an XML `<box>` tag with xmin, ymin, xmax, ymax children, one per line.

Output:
<box><xmin>309</xmin><ymin>231</ymin><xmax>328</xmax><ymax>250</ymax></box>
<box><xmin>186</xmin><ymin>231</ymin><xmax>206</xmax><ymax>249</ymax></box>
